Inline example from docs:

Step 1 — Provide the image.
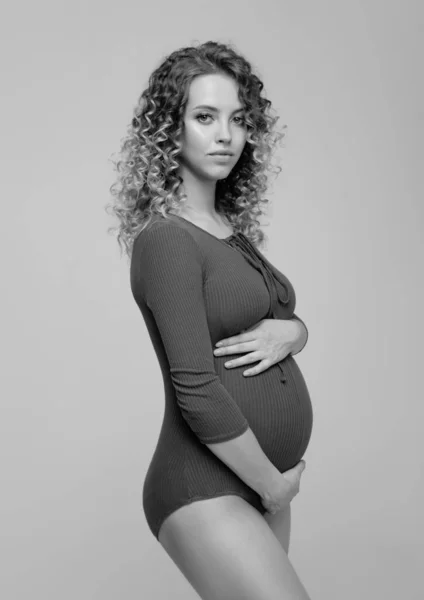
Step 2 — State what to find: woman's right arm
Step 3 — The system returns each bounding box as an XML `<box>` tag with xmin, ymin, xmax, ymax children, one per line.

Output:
<box><xmin>205</xmin><ymin>426</ymin><xmax>287</xmax><ymax>499</ymax></box>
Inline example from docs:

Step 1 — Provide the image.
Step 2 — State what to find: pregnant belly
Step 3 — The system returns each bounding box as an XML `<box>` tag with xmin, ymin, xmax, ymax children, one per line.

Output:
<box><xmin>214</xmin><ymin>354</ymin><xmax>314</xmax><ymax>471</ymax></box>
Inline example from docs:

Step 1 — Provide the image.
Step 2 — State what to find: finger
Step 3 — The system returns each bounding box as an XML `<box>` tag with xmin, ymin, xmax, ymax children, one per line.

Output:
<box><xmin>215</xmin><ymin>337</ymin><xmax>243</xmax><ymax>348</ymax></box>
<box><xmin>243</xmin><ymin>360</ymin><xmax>269</xmax><ymax>376</ymax></box>
<box><xmin>215</xmin><ymin>331</ymin><xmax>256</xmax><ymax>347</ymax></box>
<box><xmin>214</xmin><ymin>341</ymin><xmax>257</xmax><ymax>356</ymax></box>
<box><xmin>287</xmin><ymin>461</ymin><xmax>305</xmax><ymax>476</ymax></box>
<box><xmin>223</xmin><ymin>353</ymin><xmax>263</xmax><ymax>370</ymax></box>
<box><xmin>224</xmin><ymin>357</ymin><xmax>257</xmax><ymax>370</ymax></box>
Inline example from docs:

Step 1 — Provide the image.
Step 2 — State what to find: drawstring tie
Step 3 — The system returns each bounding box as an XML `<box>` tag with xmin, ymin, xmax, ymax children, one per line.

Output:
<box><xmin>223</xmin><ymin>233</ymin><xmax>291</xmax><ymax>383</ymax></box>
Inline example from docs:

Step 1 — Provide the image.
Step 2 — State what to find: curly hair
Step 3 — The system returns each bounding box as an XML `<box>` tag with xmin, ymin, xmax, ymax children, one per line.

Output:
<box><xmin>105</xmin><ymin>40</ymin><xmax>287</xmax><ymax>262</ymax></box>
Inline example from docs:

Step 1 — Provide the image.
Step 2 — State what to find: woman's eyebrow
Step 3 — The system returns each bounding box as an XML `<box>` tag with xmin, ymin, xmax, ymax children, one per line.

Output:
<box><xmin>192</xmin><ymin>105</ymin><xmax>245</xmax><ymax>113</ymax></box>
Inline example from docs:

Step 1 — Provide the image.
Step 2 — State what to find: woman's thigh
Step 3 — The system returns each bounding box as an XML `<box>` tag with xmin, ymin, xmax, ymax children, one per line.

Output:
<box><xmin>158</xmin><ymin>495</ymin><xmax>310</xmax><ymax>600</ymax></box>
<box><xmin>263</xmin><ymin>504</ymin><xmax>291</xmax><ymax>554</ymax></box>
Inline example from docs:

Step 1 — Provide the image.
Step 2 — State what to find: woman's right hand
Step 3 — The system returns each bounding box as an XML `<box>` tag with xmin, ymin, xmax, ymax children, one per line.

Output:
<box><xmin>261</xmin><ymin>460</ymin><xmax>306</xmax><ymax>514</ymax></box>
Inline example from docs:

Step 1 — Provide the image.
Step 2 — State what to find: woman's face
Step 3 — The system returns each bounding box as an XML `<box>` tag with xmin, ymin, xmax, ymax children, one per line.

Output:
<box><xmin>177</xmin><ymin>73</ymin><xmax>248</xmax><ymax>182</ymax></box>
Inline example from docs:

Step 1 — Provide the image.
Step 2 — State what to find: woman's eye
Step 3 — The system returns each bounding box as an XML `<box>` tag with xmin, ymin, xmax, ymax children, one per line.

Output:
<box><xmin>196</xmin><ymin>113</ymin><xmax>245</xmax><ymax>125</ymax></box>
<box><xmin>196</xmin><ymin>113</ymin><xmax>212</xmax><ymax>123</ymax></box>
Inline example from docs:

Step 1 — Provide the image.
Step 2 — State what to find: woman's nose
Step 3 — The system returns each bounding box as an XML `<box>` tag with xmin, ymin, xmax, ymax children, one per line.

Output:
<box><xmin>216</xmin><ymin>129</ymin><xmax>231</xmax><ymax>142</ymax></box>
<box><xmin>216</xmin><ymin>121</ymin><xmax>232</xmax><ymax>141</ymax></box>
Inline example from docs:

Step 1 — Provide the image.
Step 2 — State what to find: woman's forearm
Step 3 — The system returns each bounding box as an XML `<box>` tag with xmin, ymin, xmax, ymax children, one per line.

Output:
<box><xmin>205</xmin><ymin>426</ymin><xmax>281</xmax><ymax>498</ymax></box>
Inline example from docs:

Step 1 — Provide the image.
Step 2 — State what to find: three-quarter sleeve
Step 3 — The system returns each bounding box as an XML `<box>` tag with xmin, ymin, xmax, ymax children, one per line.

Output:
<box><xmin>132</xmin><ymin>223</ymin><xmax>250</xmax><ymax>444</ymax></box>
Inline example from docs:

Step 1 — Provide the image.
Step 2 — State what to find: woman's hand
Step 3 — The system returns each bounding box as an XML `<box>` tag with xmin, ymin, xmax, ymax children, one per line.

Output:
<box><xmin>261</xmin><ymin>460</ymin><xmax>306</xmax><ymax>514</ymax></box>
<box><xmin>213</xmin><ymin>318</ymin><xmax>306</xmax><ymax>377</ymax></box>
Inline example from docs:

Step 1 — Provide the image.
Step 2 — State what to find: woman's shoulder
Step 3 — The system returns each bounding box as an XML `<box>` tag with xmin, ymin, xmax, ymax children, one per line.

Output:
<box><xmin>133</xmin><ymin>214</ymin><xmax>201</xmax><ymax>256</ymax></box>
<box><xmin>135</xmin><ymin>214</ymin><xmax>186</xmax><ymax>240</ymax></box>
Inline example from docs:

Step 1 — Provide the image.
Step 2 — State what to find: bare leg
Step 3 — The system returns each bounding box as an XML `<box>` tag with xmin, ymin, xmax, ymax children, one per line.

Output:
<box><xmin>158</xmin><ymin>495</ymin><xmax>311</xmax><ymax>600</ymax></box>
<box><xmin>264</xmin><ymin>504</ymin><xmax>291</xmax><ymax>554</ymax></box>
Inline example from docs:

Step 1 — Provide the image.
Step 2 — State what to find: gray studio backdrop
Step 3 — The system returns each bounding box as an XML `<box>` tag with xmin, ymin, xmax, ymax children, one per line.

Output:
<box><xmin>1</xmin><ymin>1</ymin><xmax>423</xmax><ymax>599</ymax></box>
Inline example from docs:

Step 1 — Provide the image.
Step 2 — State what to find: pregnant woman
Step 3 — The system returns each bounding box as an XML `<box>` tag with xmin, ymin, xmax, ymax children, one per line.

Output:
<box><xmin>108</xmin><ymin>41</ymin><xmax>314</xmax><ymax>600</ymax></box>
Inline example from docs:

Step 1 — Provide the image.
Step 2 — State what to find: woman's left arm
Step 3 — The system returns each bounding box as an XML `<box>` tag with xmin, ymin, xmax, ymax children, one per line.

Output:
<box><xmin>290</xmin><ymin>314</ymin><xmax>309</xmax><ymax>355</ymax></box>
<box><xmin>213</xmin><ymin>315</ymin><xmax>309</xmax><ymax>377</ymax></box>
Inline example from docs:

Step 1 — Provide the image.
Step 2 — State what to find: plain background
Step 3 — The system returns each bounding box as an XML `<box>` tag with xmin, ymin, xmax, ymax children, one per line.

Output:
<box><xmin>1</xmin><ymin>1</ymin><xmax>423</xmax><ymax>598</ymax></box>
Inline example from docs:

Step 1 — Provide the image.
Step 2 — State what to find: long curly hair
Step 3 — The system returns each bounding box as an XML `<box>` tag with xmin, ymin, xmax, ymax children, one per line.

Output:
<box><xmin>106</xmin><ymin>40</ymin><xmax>287</xmax><ymax>262</ymax></box>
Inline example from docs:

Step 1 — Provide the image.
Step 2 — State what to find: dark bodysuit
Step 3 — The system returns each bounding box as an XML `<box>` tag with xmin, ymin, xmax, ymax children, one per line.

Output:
<box><xmin>130</xmin><ymin>213</ymin><xmax>313</xmax><ymax>540</ymax></box>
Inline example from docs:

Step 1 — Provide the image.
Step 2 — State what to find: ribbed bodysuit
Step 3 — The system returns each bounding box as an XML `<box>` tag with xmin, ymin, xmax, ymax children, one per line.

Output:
<box><xmin>130</xmin><ymin>213</ymin><xmax>313</xmax><ymax>540</ymax></box>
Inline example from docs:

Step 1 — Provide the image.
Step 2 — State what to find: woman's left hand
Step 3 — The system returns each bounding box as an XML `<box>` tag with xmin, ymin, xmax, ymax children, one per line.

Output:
<box><xmin>213</xmin><ymin>318</ymin><xmax>304</xmax><ymax>377</ymax></box>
